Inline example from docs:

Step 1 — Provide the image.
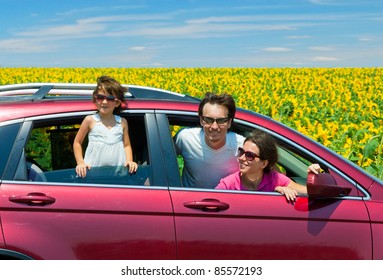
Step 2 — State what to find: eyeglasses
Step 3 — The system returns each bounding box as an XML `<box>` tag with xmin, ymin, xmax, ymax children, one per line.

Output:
<box><xmin>236</xmin><ymin>147</ymin><xmax>260</xmax><ymax>161</ymax></box>
<box><xmin>201</xmin><ymin>116</ymin><xmax>230</xmax><ymax>125</ymax></box>
<box><xmin>95</xmin><ymin>94</ymin><xmax>117</xmax><ymax>102</ymax></box>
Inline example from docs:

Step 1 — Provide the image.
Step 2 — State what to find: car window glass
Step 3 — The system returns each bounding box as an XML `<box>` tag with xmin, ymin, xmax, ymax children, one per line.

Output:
<box><xmin>275</xmin><ymin>139</ymin><xmax>359</xmax><ymax>197</ymax></box>
<box><xmin>168</xmin><ymin>114</ymin><xmax>247</xmax><ymax>189</ymax></box>
<box><xmin>171</xmin><ymin>124</ymin><xmax>189</xmax><ymax>176</ymax></box>
<box><xmin>19</xmin><ymin>115</ymin><xmax>152</xmax><ymax>186</ymax></box>
<box><xmin>168</xmin><ymin>114</ymin><xmax>359</xmax><ymax>197</ymax></box>
<box><xmin>167</xmin><ymin>114</ymin><xmax>200</xmax><ymax>178</ymax></box>
<box><xmin>0</xmin><ymin>123</ymin><xmax>22</xmax><ymax>179</ymax></box>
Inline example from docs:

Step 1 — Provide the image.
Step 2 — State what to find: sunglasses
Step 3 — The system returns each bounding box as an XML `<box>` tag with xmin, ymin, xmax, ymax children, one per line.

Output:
<box><xmin>236</xmin><ymin>147</ymin><xmax>260</xmax><ymax>161</ymax></box>
<box><xmin>95</xmin><ymin>94</ymin><xmax>117</xmax><ymax>102</ymax></box>
<box><xmin>201</xmin><ymin>116</ymin><xmax>230</xmax><ymax>125</ymax></box>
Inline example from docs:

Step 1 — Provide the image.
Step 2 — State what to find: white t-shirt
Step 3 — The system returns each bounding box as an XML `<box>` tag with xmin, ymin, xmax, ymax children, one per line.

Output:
<box><xmin>175</xmin><ymin>127</ymin><xmax>245</xmax><ymax>189</ymax></box>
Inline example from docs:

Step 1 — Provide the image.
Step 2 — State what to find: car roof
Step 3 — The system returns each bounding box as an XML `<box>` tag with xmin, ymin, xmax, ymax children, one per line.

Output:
<box><xmin>0</xmin><ymin>83</ymin><xmax>201</xmax><ymax>122</ymax></box>
<box><xmin>0</xmin><ymin>83</ymin><xmax>201</xmax><ymax>102</ymax></box>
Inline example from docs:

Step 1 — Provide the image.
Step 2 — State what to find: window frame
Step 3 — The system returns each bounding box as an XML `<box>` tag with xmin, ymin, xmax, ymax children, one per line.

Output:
<box><xmin>4</xmin><ymin>110</ymin><xmax>169</xmax><ymax>188</ymax></box>
<box><xmin>0</xmin><ymin>121</ymin><xmax>24</xmax><ymax>180</ymax></box>
<box><xmin>159</xmin><ymin>110</ymin><xmax>366</xmax><ymax>199</ymax></box>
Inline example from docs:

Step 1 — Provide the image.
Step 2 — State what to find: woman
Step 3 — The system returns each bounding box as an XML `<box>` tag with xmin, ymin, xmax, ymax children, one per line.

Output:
<box><xmin>215</xmin><ymin>129</ymin><xmax>308</xmax><ymax>202</ymax></box>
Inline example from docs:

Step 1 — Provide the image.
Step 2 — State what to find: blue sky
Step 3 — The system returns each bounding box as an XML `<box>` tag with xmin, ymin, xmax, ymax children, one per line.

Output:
<box><xmin>0</xmin><ymin>0</ymin><xmax>382</xmax><ymax>67</ymax></box>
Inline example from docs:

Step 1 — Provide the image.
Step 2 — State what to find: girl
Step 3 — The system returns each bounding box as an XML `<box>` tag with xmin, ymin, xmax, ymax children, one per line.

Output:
<box><xmin>73</xmin><ymin>76</ymin><xmax>138</xmax><ymax>178</ymax></box>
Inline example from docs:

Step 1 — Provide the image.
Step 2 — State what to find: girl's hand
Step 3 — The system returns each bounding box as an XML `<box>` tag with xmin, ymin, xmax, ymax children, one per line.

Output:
<box><xmin>76</xmin><ymin>163</ymin><xmax>91</xmax><ymax>178</ymax></box>
<box><xmin>125</xmin><ymin>161</ymin><xmax>138</xmax><ymax>174</ymax></box>
<box><xmin>275</xmin><ymin>186</ymin><xmax>298</xmax><ymax>203</ymax></box>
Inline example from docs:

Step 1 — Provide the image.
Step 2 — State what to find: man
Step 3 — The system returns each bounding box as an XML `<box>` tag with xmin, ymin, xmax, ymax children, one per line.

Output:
<box><xmin>175</xmin><ymin>92</ymin><xmax>245</xmax><ymax>188</ymax></box>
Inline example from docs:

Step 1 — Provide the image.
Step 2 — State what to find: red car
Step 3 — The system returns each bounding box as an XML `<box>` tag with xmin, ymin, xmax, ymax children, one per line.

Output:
<box><xmin>0</xmin><ymin>83</ymin><xmax>382</xmax><ymax>260</ymax></box>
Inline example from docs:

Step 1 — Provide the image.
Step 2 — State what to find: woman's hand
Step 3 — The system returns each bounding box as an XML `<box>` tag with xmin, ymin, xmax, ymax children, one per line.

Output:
<box><xmin>307</xmin><ymin>163</ymin><xmax>321</xmax><ymax>174</ymax></box>
<box><xmin>275</xmin><ymin>186</ymin><xmax>298</xmax><ymax>203</ymax></box>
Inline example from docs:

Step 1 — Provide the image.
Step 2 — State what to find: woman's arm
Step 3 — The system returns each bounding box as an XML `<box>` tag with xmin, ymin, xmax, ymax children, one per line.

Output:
<box><xmin>275</xmin><ymin>164</ymin><xmax>319</xmax><ymax>202</ymax></box>
<box><xmin>275</xmin><ymin>180</ymin><xmax>307</xmax><ymax>203</ymax></box>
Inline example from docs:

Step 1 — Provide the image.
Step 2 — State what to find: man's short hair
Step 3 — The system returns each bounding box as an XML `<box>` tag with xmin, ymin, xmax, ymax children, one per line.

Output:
<box><xmin>198</xmin><ymin>92</ymin><xmax>236</xmax><ymax>119</ymax></box>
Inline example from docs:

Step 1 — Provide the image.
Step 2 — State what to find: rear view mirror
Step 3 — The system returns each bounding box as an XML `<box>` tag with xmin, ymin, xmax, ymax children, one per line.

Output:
<box><xmin>307</xmin><ymin>173</ymin><xmax>352</xmax><ymax>198</ymax></box>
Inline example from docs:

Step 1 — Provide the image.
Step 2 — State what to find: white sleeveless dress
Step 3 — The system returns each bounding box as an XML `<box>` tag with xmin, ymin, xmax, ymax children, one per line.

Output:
<box><xmin>84</xmin><ymin>114</ymin><xmax>126</xmax><ymax>169</ymax></box>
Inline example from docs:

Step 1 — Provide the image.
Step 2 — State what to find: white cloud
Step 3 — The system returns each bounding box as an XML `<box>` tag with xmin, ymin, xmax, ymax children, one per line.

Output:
<box><xmin>150</xmin><ymin>63</ymin><xmax>163</xmax><ymax>67</ymax></box>
<box><xmin>97</xmin><ymin>52</ymin><xmax>157</xmax><ymax>67</ymax></box>
<box><xmin>286</xmin><ymin>35</ymin><xmax>311</xmax><ymax>39</ymax></box>
<box><xmin>263</xmin><ymin>47</ymin><xmax>292</xmax><ymax>52</ymax></box>
<box><xmin>109</xmin><ymin>22</ymin><xmax>296</xmax><ymax>39</ymax></box>
<box><xmin>0</xmin><ymin>38</ymin><xmax>57</xmax><ymax>53</ymax></box>
<box><xmin>10</xmin><ymin>13</ymin><xmax>298</xmax><ymax>43</ymax></box>
<box><xmin>57</xmin><ymin>5</ymin><xmax>145</xmax><ymax>17</ymax></box>
<box><xmin>130</xmin><ymin>46</ymin><xmax>146</xmax><ymax>51</ymax></box>
<box><xmin>311</xmin><ymin>56</ymin><xmax>339</xmax><ymax>61</ymax></box>
<box><xmin>359</xmin><ymin>37</ymin><xmax>373</xmax><ymax>42</ymax></box>
<box><xmin>309</xmin><ymin>46</ymin><xmax>336</xmax><ymax>51</ymax></box>
<box><xmin>309</xmin><ymin>0</ymin><xmax>344</xmax><ymax>5</ymax></box>
<box><xmin>16</xmin><ymin>22</ymin><xmax>106</xmax><ymax>38</ymax></box>
<box><xmin>78</xmin><ymin>14</ymin><xmax>171</xmax><ymax>24</ymax></box>
<box><xmin>187</xmin><ymin>16</ymin><xmax>266</xmax><ymax>24</ymax></box>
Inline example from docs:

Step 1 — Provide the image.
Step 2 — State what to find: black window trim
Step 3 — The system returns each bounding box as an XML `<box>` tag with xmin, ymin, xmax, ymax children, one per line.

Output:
<box><xmin>155</xmin><ymin>110</ymin><xmax>367</xmax><ymax>200</ymax></box>
<box><xmin>3</xmin><ymin>110</ymin><xmax>172</xmax><ymax>189</ymax></box>
<box><xmin>3</xmin><ymin>120</ymin><xmax>32</xmax><ymax>180</ymax></box>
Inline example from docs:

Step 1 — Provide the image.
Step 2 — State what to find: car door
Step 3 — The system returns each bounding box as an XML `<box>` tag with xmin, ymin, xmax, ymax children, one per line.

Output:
<box><xmin>170</xmin><ymin>187</ymin><xmax>371</xmax><ymax>259</ymax></box>
<box><xmin>0</xmin><ymin>113</ymin><xmax>176</xmax><ymax>260</ymax></box>
<box><xmin>0</xmin><ymin>123</ymin><xmax>21</xmax><ymax>255</ymax></box>
<box><xmin>158</xmin><ymin>112</ymin><xmax>372</xmax><ymax>260</ymax></box>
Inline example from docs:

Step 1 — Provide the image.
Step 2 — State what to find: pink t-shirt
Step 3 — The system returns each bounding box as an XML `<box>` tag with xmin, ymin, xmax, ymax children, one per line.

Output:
<box><xmin>215</xmin><ymin>170</ymin><xmax>291</xmax><ymax>192</ymax></box>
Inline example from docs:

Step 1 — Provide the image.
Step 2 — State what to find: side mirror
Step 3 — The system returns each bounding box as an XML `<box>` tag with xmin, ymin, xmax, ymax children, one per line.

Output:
<box><xmin>306</xmin><ymin>173</ymin><xmax>352</xmax><ymax>198</ymax></box>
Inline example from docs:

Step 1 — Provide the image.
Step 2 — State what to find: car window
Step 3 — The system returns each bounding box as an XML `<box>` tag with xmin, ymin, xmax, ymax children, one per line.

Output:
<box><xmin>16</xmin><ymin>114</ymin><xmax>152</xmax><ymax>186</ymax></box>
<box><xmin>235</xmin><ymin>121</ymin><xmax>360</xmax><ymax>197</ymax></box>
<box><xmin>0</xmin><ymin>123</ymin><xmax>22</xmax><ymax>179</ymax></box>
<box><xmin>167</xmin><ymin>113</ymin><xmax>359</xmax><ymax>197</ymax></box>
<box><xmin>168</xmin><ymin>113</ymin><xmax>247</xmax><ymax>188</ymax></box>
<box><xmin>168</xmin><ymin>115</ymin><xmax>200</xmax><ymax>178</ymax></box>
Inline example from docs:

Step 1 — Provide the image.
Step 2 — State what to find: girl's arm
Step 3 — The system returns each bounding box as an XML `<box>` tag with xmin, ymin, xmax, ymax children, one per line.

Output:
<box><xmin>122</xmin><ymin>118</ymin><xmax>138</xmax><ymax>173</ymax></box>
<box><xmin>73</xmin><ymin>116</ymin><xmax>92</xmax><ymax>177</ymax></box>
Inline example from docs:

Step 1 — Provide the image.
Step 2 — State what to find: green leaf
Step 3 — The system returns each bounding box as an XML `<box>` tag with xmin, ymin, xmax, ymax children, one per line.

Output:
<box><xmin>363</xmin><ymin>138</ymin><xmax>379</xmax><ymax>159</ymax></box>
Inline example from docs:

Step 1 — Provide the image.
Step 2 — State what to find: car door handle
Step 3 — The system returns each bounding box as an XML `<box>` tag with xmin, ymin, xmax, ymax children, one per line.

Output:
<box><xmin>9</xmin><ymin>192</ymin><xmax>56</xmax><ymax>206</ymax></box>
<box><xmin>183</xmin><ymin>198</ymin><xmax>229</xmax><ymax>212</ymax></box>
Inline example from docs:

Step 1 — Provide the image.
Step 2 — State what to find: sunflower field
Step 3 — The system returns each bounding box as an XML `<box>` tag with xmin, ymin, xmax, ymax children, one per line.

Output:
<box><xmin>1</xmin><ymin>67</ymin><xmax>383</xmax><ymax>178</ymax></box>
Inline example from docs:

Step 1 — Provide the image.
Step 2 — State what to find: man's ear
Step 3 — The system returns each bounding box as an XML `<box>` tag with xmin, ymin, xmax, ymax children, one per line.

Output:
<box><xmin>114</xmin><ymin>99</ymin><xmax>122</xmax><ymax>108</ymax></box>
<box><xmin>199</xmin><ymin>116</ymin><xmax>204</xmax><ymax>126</ymax></box>
<box><xmin>227</xmin><ymin>118</ymin><xmax>232</xmax><ymax>129</ymax></box>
